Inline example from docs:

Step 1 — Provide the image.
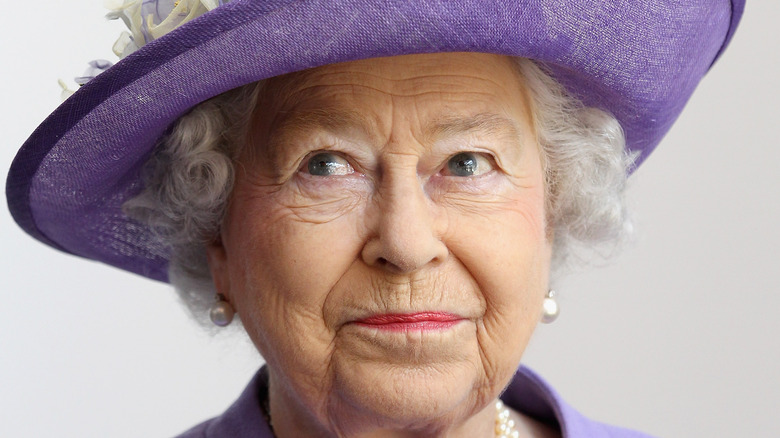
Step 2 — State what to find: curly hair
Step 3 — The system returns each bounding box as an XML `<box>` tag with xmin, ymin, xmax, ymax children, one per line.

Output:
<box><xmin>123</xmin><ymin>58</ymin><xmax>634</xmax><ymax>327</ymax></box>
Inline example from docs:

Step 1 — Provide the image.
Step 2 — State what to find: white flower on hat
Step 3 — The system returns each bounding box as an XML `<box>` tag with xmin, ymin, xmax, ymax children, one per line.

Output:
<box><xmin>59</xmin><ymin>1</ymin><xmax>226</xmax><ymax>100</ymax></box>
<box><xmin>106</xmin><ymin>0</ymin><xmax>226</xmax><ymax>59</ymax></box>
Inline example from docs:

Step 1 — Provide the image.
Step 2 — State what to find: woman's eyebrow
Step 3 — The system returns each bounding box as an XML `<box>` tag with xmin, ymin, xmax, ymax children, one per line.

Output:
<box><xmin>428</xmin><ymin>113</ymin><xmax>523</xmax><ymax>141</ymax></box>
<box><xmin>271</xmin><ymin>108</ymin><xmax>379</xmax><ymax>142</ymax></box>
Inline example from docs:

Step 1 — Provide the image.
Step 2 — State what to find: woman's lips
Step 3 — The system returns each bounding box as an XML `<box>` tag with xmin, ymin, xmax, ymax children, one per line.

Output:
<box><xmin>353</xmin><ymin>312</ymin><xmax>464</xmax><ymax>332</ymax></box>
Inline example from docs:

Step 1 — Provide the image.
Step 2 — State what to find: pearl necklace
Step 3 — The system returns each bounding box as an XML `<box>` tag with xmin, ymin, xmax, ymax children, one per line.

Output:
<box><xmin>495</xmin><ymin>400</ymin><xmax>520</xmax><ymax>438</ymax></box>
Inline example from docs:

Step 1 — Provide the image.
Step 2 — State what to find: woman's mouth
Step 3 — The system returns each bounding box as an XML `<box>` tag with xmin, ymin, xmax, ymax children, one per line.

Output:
<box><xmin>353</xmin><ymin>312</ymin><xmax>464</xmax><ymax>332</ymax></box>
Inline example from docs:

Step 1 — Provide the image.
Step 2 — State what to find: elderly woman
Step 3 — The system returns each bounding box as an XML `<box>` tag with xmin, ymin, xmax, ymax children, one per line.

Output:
<box><xmin>6</xmin><ymin>1</ymin><xmax>744</xmax><ymax>437</ymax></box>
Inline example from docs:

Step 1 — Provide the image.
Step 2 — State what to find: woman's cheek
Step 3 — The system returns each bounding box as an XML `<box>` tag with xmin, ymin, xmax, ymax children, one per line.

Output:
<box><xmin>231</xmin><ymin>177</ymin><xmax>372</xmax><ymax>305</ymax></box>
<box><xmin>439</xmin><ymin>180</ymin><xmax>549</xmax><ymax>311</ymax></box>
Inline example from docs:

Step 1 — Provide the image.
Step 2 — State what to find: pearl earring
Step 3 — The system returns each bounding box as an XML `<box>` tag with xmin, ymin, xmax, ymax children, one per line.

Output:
<box><xmin>541</xmin><ymin>290</ymin><xmax>559</xmax><ymax>323</ymax></box>
<box><xmin>209</xmin><ymin>294</ymin><xmax>235</xmax><ymax>327</ymax></box>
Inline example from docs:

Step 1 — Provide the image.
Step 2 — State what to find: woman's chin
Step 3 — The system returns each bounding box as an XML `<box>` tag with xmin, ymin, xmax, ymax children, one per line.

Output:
<box><xmin>328</xmin><ymin>343</ymin><xmax>491</xmax><ymax>429</ymax></box>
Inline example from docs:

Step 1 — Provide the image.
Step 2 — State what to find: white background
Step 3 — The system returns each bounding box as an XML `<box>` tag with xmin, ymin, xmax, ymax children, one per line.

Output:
<box><xmin>1</xmin><ymin>2</ymin><xmax>778</xmax><ymax>437</ymax></box>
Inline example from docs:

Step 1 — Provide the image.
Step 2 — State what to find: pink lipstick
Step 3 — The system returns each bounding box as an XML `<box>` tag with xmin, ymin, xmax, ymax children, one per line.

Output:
<box><xmin>354</xmin><ymin>312</ymin><xmax>463</xmax><ymax>332</ymax></box>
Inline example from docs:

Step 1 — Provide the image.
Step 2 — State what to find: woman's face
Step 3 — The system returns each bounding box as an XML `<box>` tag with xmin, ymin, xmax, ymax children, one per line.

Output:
<box><xmin>208</xmin><ymin>52</ymin><xmax>552</xmax><ymax>436</ymax></box>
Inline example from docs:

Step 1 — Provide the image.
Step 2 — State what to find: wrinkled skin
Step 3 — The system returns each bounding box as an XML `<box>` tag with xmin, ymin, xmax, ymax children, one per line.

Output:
<box><xmin>207</xmin><ymin>53</ymin><xmax>555</xmax><ymax>438</ymax></box>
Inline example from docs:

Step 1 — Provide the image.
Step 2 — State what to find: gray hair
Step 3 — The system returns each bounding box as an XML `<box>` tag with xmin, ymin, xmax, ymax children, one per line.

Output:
<box><xmin>123</xmin><ymin>58</ymin><xmax>634</xmax><ymax>327</ymax></box>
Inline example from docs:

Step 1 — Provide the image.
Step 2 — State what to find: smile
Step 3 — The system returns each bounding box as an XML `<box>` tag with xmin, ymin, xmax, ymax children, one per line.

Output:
<box><xmin>353</xmin><ymin>312</ymin><xmax>465</xmax><ymax>332</ymax></box>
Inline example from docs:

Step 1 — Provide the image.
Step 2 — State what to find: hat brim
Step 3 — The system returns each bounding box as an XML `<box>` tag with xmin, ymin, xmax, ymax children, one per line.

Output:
<box><xmin>6</xmin><ymin>0</ymin><xmax>744</xmax><ymax>281</ymax></box>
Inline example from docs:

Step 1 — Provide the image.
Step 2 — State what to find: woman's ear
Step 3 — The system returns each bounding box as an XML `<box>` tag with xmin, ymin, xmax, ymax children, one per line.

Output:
<box><xmin>206</xmin><ymin>237</ymin><xmax>231</xmax><ymax>299</ymax></box>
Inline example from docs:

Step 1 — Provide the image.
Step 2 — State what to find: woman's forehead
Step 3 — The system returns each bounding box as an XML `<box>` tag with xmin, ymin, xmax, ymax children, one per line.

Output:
<box><xmin>254</xmin><ymin>52</ymin><xmax>533</xmax><ymax>139</ymax></box>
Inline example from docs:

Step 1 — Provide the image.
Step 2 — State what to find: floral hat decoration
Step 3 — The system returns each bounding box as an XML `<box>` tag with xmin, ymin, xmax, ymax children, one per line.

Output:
<box><xmin>6</xmin><ymin>0</ymin><xmax>745</xmax><ymax>282</ymax></box>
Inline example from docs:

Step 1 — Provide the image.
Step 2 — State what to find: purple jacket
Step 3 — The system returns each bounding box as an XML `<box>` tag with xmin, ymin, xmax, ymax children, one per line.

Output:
<box><xmin>176</xmin><ymin>366</ymin><xmax>653</xmax><ymax>437</ymax></box>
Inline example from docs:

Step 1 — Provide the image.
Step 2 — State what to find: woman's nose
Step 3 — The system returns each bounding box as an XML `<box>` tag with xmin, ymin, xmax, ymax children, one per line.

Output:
<box><xmin>361</xmin><ymin>165</ymin><xmax>448</xmax><ymax>273</ymax></box>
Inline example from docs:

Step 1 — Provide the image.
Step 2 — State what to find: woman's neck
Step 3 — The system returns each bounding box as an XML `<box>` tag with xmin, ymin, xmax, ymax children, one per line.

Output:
<box><xmin>267</xmin><ymin>390</ymin><xmax>559</xmax><ymax>438</ymax></box>
<box><xmin>268</xmin><ymin>386</ymin><xmax>498</xmax><ymax>438</ymax></box>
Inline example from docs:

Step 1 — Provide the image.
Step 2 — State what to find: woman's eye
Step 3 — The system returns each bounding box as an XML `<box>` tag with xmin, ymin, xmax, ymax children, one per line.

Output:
<box><xmin>444</xmin><ymin>152</ymin><xmax>494</xmax><ymax>177</ymax></box>
<box><xmin>304</xmin><ymin>152</ymin><xmax>354</xmax><ymax>176</ymax></box>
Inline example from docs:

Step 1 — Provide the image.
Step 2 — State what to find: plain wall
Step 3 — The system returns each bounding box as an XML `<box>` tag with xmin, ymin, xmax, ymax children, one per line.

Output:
<box><xmin>1</xmin><ymin>2</ymin><xmax>777</xmax><ymax>437</ymax></box>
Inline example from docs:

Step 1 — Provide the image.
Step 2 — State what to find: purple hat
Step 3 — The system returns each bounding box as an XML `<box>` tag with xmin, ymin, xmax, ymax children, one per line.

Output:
<box><xmin>6</xmin><ymin>0</ymin><xmax>745</xmax><ymax>282</ymax></box>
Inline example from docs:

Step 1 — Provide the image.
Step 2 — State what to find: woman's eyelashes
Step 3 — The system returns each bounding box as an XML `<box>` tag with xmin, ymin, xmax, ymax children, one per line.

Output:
<box><xmin>441</xmin><ymin>152</ymin><xmax>495</xmax><ymax>177</ymax></box>
<box><xmin>303</xmin><ymin>151</ymin><xmax>355</xmax><ymax>176</ymax></box>
<box><xmin>299</xmin><ymin>150</ymin><xmax>496</xmax><ymax>178</ymax></box>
